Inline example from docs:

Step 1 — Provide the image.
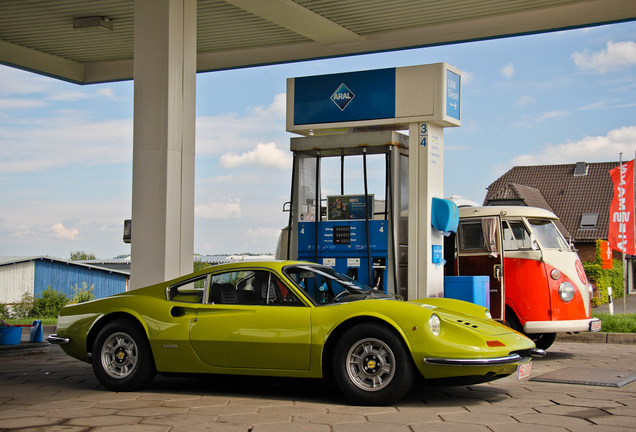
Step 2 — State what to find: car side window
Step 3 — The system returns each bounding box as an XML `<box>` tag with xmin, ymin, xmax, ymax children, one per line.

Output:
<box><xmin>167</xmin><ymin>275</ymin><xmax>207</xmax><ymax>303</ymax></box>
<box><xmin>208</xmin><ymin>270</ymin><xmax>303</xmax><ymax>306</ymax></box>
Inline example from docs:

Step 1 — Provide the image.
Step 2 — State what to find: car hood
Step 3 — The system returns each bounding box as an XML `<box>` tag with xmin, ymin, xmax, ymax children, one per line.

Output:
<box><xmin>408</xmin><ymin>298</ymin><xmax>518</xmax><ymax>337</ymax></box>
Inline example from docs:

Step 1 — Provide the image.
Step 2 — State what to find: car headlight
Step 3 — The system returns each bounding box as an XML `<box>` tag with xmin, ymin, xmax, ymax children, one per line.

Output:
<box><xmin>429</xmin><ymin>313</ymin><xmax>441</xmax><ymax>336</ymax></box>
<box><xmin>485</xmin><ymin>309</ymin><xmax>492</xmax><ymax>320</ymax></box>
<box><xmin>559</xmin><ymin>282</ymin><xmax>575</xmax><ymax>302</ymax></box>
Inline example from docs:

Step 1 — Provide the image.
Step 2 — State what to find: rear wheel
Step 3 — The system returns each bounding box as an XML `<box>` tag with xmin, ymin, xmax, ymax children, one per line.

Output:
<box><xmin>92</xmin><ymin>319</ymin><xmax>156</xmax><ymax>391</ymax></box>
<box><xmin>332</xmin><ymin>323</ymin><xmax>414</xmax><ymax>406</ymax></box>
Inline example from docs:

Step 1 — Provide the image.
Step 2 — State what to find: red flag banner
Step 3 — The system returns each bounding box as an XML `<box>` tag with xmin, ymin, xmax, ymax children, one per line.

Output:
<box><xmin>608</xmin><ymin>160</ymin><xmax>635</xmax><ymax>255</ymax></box>
<box><xmin>600</xmin><ymin>240</ymin><xmax>613</xmax><ymax>269</ymax></box>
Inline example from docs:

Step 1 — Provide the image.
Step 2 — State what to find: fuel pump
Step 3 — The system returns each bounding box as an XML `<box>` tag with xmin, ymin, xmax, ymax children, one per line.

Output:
<box><xmin>281</xmin><ymin>131</ymin><xmax>409</xmax><ymax>296</ymax></box>
<box><xmin>279</xmin><ymin>63</ymin><xmax>463</xmax><ymax>300</ymax></box>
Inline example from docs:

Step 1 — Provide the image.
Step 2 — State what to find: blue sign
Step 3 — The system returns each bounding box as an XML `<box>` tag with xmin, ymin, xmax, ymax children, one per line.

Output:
<box><xmin>293</xmin><ymin>68</ymin><xmax>396</xmax><ymax>125</ymax></box>
<box><xmin>446</xmin><ymin>70</ymin><xmax>460</xmax><ymax>120</ymax></box>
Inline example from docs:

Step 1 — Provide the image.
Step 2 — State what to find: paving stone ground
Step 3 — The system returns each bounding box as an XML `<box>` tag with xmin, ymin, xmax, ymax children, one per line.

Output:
<box><xmin>1</xmin><ymin>341</ymin><xmax>635</xmax><ymax>431</ymax></box>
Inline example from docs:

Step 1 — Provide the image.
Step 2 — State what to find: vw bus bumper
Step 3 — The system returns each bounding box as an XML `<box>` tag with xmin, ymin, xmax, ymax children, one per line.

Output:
<box><xmin>524</xmin><ymin>318</ymin><xmax>602</xmax><ymax>334</ymax></box>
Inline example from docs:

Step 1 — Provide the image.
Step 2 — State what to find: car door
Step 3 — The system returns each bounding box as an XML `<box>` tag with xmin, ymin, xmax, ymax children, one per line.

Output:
<box><xmin>189</xmin><ymin>269</ymin><xmax>311</xmax><ymax>371</ymax></box>
<box><xmin>456</xmin><ymin>216</ymin><xmax>505</xmax><ymax>320</ymax></box>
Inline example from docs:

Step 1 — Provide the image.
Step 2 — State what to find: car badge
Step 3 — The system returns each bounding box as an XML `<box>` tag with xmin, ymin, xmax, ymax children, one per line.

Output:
<box><xmin>331</xmin><ymin>83</ymin><xmax>355</xmax><ymax>111</ymax></box>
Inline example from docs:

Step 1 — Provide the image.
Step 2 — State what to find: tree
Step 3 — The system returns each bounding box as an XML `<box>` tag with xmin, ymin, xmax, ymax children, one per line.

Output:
<box><xmin>69</xmin><ymin>251</ymin><xmax>96</xmax><ymax>261</ymax></box>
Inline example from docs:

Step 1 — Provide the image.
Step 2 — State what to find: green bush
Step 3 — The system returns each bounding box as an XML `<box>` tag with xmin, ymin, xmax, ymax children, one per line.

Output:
<box><xmin>31</xmin><ymin>287</ymin><xmax>68</xmax><ymax>318</ymax></box>
<box><xmin>0</xmin><ymin>303</ymin><xmax>10</xmax><ymax>320</ymax></box>
<box><xmin>585</xmin><ymin>260</ymin><xmax>624</xmax><ymax>303</ymax></box>
<box><xmin>69</xmin><ymin>282</ymin><xmax>95</xmax><ymax>304</ymax></box>
<box><xmin>11</xmin><ymin>292</ymin><xmax>35</xmax><ymax>319</ymax></box>
<box><xmin>584</xmin><ymin>240</ymin><xmax>625</xmax><ymax>304</ymax></box>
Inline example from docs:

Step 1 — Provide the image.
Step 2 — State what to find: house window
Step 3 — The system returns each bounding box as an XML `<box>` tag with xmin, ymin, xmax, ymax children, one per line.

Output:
<box><xmin>580</xmin><ymin>212</ymin><xmax>599</xmax><ymax>229</ymax></box>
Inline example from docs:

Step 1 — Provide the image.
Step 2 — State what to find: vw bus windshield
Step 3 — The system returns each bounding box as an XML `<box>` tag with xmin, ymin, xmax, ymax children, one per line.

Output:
<box><xmin>527</xmin><ymin>219</ymin><xmax>570</xmax><ymax>249</ymax></box>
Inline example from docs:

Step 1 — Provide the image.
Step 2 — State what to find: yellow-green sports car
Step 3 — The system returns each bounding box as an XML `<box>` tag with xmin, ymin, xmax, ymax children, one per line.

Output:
<box><xmin>48</xmin><ymin>260</ymin><xmax>543</xmax><ymax>405</ymax></box>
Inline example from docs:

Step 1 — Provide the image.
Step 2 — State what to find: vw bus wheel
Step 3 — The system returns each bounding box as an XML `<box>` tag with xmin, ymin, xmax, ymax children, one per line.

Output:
<box><xmin>333</xmin><ymin>323</ymin><xmax>413</xmax><ymax>405</ymax></box>
<box><xmin>531</xmin><ymin>333</ymin><xmax>557</xmax><ymax>350</ymax></box>
<box><xmin>92</xmin><ymin>319</ymin><xmax>156</xmax><ymax>391</ymax></box>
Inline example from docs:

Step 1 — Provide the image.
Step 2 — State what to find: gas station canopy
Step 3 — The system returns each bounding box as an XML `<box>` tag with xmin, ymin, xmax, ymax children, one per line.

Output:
<box><xmin>1</xmin><ymin>0</ymin><xmax>635</xmax><ymax>84</ymax></box>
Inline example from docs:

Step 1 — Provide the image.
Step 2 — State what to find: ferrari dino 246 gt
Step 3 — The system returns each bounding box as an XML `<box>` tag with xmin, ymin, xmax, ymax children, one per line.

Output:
<box><xmin>48</xmin><ymin>260</ymin><xmax>542</xmax><ymax>405</ymax></box>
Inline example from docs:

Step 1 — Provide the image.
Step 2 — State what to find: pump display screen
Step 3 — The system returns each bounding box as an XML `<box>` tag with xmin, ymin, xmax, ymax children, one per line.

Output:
<box><xmin>333</xmin><ymin>226</ymin><xmax>351</xmax><ymax>244</ymax></box>
<box><xmin>327</xmin><ymin>195</ymin><xmax>374</xmax><ymax>220</ymax></box>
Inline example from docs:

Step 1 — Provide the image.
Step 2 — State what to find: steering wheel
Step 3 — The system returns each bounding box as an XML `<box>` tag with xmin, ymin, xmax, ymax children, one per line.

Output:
<box><xmin>332</xmin><ymin>290</ymin><xmax>350</xmax><ymax>303</ymax></box>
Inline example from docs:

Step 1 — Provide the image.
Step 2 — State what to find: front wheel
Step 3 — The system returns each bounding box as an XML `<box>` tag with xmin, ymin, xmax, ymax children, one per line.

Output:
<box><xmin>92</xmin><ymin>319</ymin><xmax>156</xmax><ymax>391</ymax></box>
<box><xmin>332</xmin><ymin>323</ymin><xmax>414</xmax><ymax>405</ymax></box>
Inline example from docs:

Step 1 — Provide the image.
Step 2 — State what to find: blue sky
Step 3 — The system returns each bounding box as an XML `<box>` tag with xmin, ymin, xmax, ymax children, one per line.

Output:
<box><xmin>1</xmin><ymin>21</ymin><xmax>635</xmax><ymax>260</ymax></box>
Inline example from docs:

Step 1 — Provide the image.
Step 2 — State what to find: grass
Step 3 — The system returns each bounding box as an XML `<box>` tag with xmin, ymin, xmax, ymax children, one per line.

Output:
<box><xmin>592</xmin><ymin>313</ymin><xmax>636</xmax><ymax>333</ymax></box>
<box><xmin>5</xmin><ymin>318</ymin><xmax>57</xmax><ymax>326</ymax></box>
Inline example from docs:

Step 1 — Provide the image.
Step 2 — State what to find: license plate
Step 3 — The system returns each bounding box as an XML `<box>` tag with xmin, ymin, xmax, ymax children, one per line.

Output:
<box><xmin>517</xmin><ymin>362</ymin><xmax>532</xmax><ymax>380</ymax></box>
<box><xmin>590</xmin><ymin>319</ymin><xmax>602</xmax><ymax>332</ymax></box>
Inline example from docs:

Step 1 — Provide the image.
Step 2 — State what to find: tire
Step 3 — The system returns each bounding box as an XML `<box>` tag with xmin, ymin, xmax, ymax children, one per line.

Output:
<box><xmin>92</xmin><ymin>319</ymin><xmax>156</xmax><ymax>391</ymax></box>
<box><xmin>505</xmin><ymin>310</ymin><xmax>556</xmax><ymax>350</ymax></box>
<box><xmin>530</xmin><ymin>333</ymin><xmax>557</xmax><ymax>350</ymax></box>
<box><xmin>332</xmin><ymin>323</ymin><xmax>414</xmax><ymax>405</ymax></box>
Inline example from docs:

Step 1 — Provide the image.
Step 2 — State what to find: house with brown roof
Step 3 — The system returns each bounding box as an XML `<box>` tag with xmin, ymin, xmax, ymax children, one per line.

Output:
<box><xmin>483</xmin><ymin>161</ymin><xmax>622</xmax><ymax>262</ymax></box>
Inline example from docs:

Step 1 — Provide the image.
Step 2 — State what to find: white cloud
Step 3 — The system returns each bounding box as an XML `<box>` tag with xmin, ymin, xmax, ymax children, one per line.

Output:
<box><xmin>219</xmin><ymin>142</ymin><xmax>292</xmax><ymax>170</ymax></box>
<box><xmin>0</xmin><ymin>65</ymin><xmax>134</xmax><ymax>175</ymax></box>
<box><xmin>517</xmin><ymin>95</ymin><xmax>535</xmax><ymax>106</ymax></box>
<box><xmin>251</xmin><ymin>93</ymin><xmax>286</xmax><ymax>119</ymax></box>
<box><xmin>536</xmin><ymin>110</ymin><xmax>569</xmax><ymax>122</ymax></box>
<box><xmin>502</xmin><ymin>63</ymin><xmax>514</xmax><ymax>79</ymax></box>
<box><xmin>0</xmin><ymin>66</ymin><xmax>52</xmax><ymax>95</ymax></box>
<box><xmin>510</xmin><ymin>125</ymin><xmax>636</xmax><ymax>166</ymax></box>
<box><xmin>195</xmin><ymin>198</ymin><xmax>242</xmax><ymax>219</ymax></box>
<box><xmin>0</xmin><ymin>116</ymin><xmax>133</xmax><ymax>173</ymax></box>
<box><xmin>242</xmin><ymin>227</ymin><xmax>281</xmax><ymax>246</ymax></box>
<box><xmin>97</xmin><ymin>87</ymin><xmax>118</xmax><ymax>99</ymax></box>
<box><xmin>572</xmin><ymin>40</ymin><xmax>636</xmax><ymax>73</ymax></box>
<box><xmin>460</xmin><ymin>71</ymin><xmax>474</xmax><ymax>85</ymax></box>
<box><xmin>0</xmin><ymin>98</ymin><xmax>47</xmax><ymax>111</ymax></box>
<box><xmin>52</xmin><ymin>222</ymin><xmax>79</xmax><ymax>240</ymax></box>
<box><xmin>196</xmin><ymin>93</ymin><xmax>289</xmax><ymax>157</ymax></box>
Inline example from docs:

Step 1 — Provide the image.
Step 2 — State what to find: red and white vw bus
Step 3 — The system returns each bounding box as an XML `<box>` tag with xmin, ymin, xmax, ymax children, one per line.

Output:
<box><xmin>450</xmin><ymin>205</ymin><xmax>602</xmax><ymax>349</ymax></box>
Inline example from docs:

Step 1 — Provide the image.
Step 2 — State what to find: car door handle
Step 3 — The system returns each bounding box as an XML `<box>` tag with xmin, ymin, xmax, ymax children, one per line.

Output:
<box><xmin>494</xmin><ymin>264</ymin><xmax>502</xmax><ymax>281</ymax></box>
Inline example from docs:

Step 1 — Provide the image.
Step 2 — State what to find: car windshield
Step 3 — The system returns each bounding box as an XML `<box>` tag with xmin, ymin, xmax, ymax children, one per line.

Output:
<box><xmin>284</xmin><ymin>264</ymin><xmax>392</xmax><ymax>305</ymax></box>
<box><xmin>527</xmin><ymin>218</ymin><xmax>570</xmax><ymax>249</ymax></box>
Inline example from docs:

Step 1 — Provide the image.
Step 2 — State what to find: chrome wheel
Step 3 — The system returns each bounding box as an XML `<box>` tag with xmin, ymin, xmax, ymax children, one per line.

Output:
<box><xmin>345</xmin><ymin>337</ymin><xmax>396</xmax><ymax>391</ymax></box>
<box><xmin>100</xmin><ymin>331</ymin><xmax>139</xmax><ymax>379</ymax></box>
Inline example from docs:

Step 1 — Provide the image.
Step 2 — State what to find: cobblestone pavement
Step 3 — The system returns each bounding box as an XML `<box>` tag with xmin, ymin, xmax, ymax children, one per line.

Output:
<box><xmin>1</xmin><ymin>341</ymin><xmax>636</xmax><ymax>431</ymax></box>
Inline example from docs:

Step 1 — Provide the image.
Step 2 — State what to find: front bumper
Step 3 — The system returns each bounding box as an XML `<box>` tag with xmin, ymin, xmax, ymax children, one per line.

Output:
<box><xmin>523</xmin><ymin>318</ymin><xmax>601</xmax><ymax>334</ymax></box>
<box><xmin>46</xmin><ymin>334</ymin><xmax>69</xmax><ymax>344</ymax></box>
<box><xmin>423</xmin><ymin>348</ymin><xmax>545</xmax><ymax>366</ymax></box>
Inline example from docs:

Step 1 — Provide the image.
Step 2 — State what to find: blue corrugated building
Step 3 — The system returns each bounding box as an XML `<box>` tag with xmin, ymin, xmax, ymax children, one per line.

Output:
<box><xmin>0</xmin><ymin>256</ymin><xmax>129</xmax><ymax>305</ymax></box>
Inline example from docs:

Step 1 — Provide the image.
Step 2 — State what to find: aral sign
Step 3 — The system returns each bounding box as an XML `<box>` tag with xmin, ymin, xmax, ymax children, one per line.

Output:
<box><xmin>286</xmin><ymin>63</ymin><xmax>461</xmax><ymax>135</ymax></box>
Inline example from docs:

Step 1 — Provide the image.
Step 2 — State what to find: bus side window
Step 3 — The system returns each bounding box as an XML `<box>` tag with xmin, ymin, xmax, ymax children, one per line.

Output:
<box><xmin>458</xmin><ymin>221</ymin><xmax>487</xmax><ymax>252</ymax></box>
